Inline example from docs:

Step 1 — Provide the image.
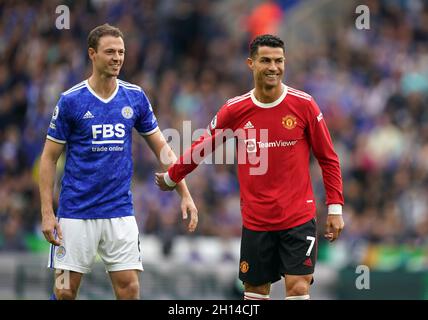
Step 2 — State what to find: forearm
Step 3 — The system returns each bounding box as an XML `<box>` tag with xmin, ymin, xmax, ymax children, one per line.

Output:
<box><xmin>173</xmin><ymin>179</ymin><xmax>190</xmax><ymax>198</ymax></box>
<box><xmin>167</xmin><ymin>131</ymin><xmax>217</xmax><ymax>184</ymax></box>
<box><xmin>318</xmin><ymin>158</ymin><xmax>344</xmax><ymax>205</ymax></box>
<box><xmin>311</xmin><ymin>130</ymin><xmax>344</xmax><ymax>205</ymax></box>
<box><xmin>158</xmin><ymin>141</ymin><xmax>192</xmax><ymax>198</ymax></box>
<box><xmin>39</xmin><ymin>155</ymin><xmax>58</xmax><ymax>216</ymax></box>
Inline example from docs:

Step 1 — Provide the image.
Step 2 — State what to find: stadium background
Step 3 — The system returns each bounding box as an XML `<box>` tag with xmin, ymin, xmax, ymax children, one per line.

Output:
<box><xmin>1</xmin><ymin>0</ymin><xmax>428</xmax><ymax>299</ymax></box>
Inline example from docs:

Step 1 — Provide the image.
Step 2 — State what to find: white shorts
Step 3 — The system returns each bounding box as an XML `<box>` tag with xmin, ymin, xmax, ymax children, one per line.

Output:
<box><xmin>47</xmin><ymin>216</ymin><xmax>143</xmax><ymax>274</ymax></box>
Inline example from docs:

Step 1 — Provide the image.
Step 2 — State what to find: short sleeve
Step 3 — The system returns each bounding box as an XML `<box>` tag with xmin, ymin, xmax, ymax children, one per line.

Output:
<box><xmin>47</xmin><ymin>95</ymin><xmax>71</xmax><ymax>144</ymax></box>
<box><xmin>135</xmin><ymin>91</ymin><xmax>159</xmax><ymax>135</ymax></box>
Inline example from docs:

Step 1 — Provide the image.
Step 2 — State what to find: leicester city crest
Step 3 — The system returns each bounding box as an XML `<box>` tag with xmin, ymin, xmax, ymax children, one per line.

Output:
<box><xmin>121</xmin><ymin>106</ymin><xmax>134</xmax><ymax>119</ymax></box>
<box><xmin>56</xmin><ymin>246</ymin><xmax>66</xmax><ymax>260</ymax></box>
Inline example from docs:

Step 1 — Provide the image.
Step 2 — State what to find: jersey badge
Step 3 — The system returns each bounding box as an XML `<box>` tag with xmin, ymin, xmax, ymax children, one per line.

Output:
<box><xmin>52</xmin><ymin>105</ymin><xmax>59</xmax><ymax>121</ymax></box>
<box><xmin>282</xmin><ymin>115</ymin><xmax>297</xmax><ymax>130</ymax></box>
<box><xmin>240</xmin><ymin>261</ymin><xmax>249</xmax><ymax>273</ymax></box>
<box><xmin>210</xmin><ymin>115</ymin><xmax>217</xmax><ymax>130</ymax></box>
<box><xmin>56</xmin><ymin>246</ymin><xmax>66</xmax><ymax>260</ymax></box>
<box><xmin>121</xmin><ymin>106</ymin><xmax>134</xmax><ymax>119</ymax></box>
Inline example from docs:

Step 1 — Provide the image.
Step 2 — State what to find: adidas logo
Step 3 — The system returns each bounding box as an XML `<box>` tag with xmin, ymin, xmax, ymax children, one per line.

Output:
<box><xmin>83</xmin><ymin>111</ymin><xmax>94</xmax><ymax>119</ymax></box>
<box><xmin>243</xmin><ymin>121</ymin><xmax>254</xmax><ymax>129</ymax></box>
<box><xmin>303</xmin><ymin>258</ymin><xmax>313</xmax><ymax>267</ymax></box>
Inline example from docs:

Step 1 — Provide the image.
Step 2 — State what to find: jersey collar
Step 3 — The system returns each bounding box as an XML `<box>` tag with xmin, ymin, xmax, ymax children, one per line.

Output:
<box><xmin>85</xmin><ymin>79</ymin><xmax>119</xmax><ymax>103</ymax></box>
<box><xmin>250</xmin><ymin>83</ymin><xmax>287</xmax><ymax>108</ymax></box>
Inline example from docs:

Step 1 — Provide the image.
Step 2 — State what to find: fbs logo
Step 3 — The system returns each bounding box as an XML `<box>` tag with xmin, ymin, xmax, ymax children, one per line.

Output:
<box><xmin>240</xmin><ymin>261</ymin><xmax>249</xmax><ymax>273</ymax></box>
<box><xmin>282</xmin><ymin>115</ymin><xmax>297</xmax><ymax>130</ymax></box>
<box><xmin>92</xmin><ymin>124</ymin><xmax>125</xmax><ymax>139</ymax></box>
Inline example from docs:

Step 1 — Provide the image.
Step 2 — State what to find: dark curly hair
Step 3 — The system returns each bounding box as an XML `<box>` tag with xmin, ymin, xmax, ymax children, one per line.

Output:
<box><xmin>249</xmin><ymin>34</ymin><xmax>285</xmax><ymax>58</ymax></box>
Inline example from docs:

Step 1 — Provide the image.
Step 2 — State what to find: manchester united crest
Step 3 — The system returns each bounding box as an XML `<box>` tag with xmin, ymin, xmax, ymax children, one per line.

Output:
<box><xmin>282</xmin><ymin>115</ymin><xmax>297</xmax><ymax>129</ymax></box>
<box><xmin>240</xmin><ymin>261</ymin><xmax>249</xmax><ymax>273</ymax></box>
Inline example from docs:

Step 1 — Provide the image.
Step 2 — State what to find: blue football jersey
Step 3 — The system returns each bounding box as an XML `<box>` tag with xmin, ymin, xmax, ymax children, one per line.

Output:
<box><xmin>47</xmin><ymin>79</ymin><xmax>158</xmax><ymax>219</ymax></box>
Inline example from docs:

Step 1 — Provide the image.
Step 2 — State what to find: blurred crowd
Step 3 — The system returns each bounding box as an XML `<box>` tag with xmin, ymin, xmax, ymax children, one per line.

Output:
<box><xmin>1</xmin><ymin>0</ymin><xmax>428</xmax><ymax>255</ymax></box>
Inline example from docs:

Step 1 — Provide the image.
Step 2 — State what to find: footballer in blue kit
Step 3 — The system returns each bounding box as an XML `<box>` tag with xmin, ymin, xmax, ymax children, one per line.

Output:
<box><xmin>39</xmin><ymin>24</ymin><xmax>198</xmax><ymax>300</ymax></box>
<box><xmin>47</xmin><ymin>79</ymin><xmax>158</xmax><ymax>220</ymax></box>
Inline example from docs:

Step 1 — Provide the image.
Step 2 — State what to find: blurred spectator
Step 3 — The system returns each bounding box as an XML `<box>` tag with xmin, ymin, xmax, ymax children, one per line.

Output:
<box><xmin>245</xmin><ymin>1</ymin><xmax>283</xmax><ymax>39</ymax></box>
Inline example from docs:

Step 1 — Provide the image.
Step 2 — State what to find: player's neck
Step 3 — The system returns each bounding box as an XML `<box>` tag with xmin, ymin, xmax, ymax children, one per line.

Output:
<box><xmin>253</xmin><ymin>83</ymin><xmax>283</xmax><ymax>104</ymax></box>
<box><xmin>87</xmin><ymin>74</ymin><xmax>117</xmax><ymax>99</ymax></box>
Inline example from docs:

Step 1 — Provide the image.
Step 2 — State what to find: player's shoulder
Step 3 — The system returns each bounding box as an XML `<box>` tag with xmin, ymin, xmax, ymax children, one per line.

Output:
<box><xmin>117</xmin><ymin>79</ymin><xmax>143</xmax><ymax>92</ymax></box>
<box><xmin>285</xmin><ymin>85</ymin><xmax>313</xmax><ymax>101</ymax></box>
<box><xmin>61</xmin><ymin>80</ymin><xmax>87</xmax><ymax>99</ymax></box>
<box><xmin>59</xmin><ymin>81</ymin><xmax>89</xmax><ymax>110</ymax></box>
<box><xmin>225</xmin><ymin>90</ymin><xmax>252</xmax><ymax>107</ymax></box>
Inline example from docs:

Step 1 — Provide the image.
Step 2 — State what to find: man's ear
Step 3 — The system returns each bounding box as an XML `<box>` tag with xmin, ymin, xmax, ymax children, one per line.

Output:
<box><xmin>88</xmin><ymin>47</ymin><xmax>96</xmax><ymax>61</ymax></box>
<box><xmin>246</xmin><ymin>57</ymin><xmax>254</xmax><ymax>71</ymax></box>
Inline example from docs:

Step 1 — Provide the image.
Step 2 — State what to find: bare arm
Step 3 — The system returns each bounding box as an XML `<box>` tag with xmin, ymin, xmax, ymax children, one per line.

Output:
<box><xmin>144</xmin><ymin>130</ymin><xmax>198</xmax><ymax>232</ymax></box>
<box><xmin>39</xmin><ymin>139</ymin><xmax>65</xmax><ymax>245</ymax></box>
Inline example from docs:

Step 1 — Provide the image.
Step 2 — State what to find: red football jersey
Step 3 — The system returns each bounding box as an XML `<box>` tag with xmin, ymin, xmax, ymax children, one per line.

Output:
<box><xmin>168</xmin><ymin>84</ymin><xmax>344</xmax><ymax>231</ymax></box>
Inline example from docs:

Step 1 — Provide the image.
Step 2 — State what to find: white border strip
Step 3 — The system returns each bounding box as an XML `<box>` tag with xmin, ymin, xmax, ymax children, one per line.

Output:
<box><xmin>139</xmin><ymin>127</ymin><xmax>159</xmax><ymax>136</ymax></box>
<box><xmin>92</xmin><ymin>140</ymin><xmax>124</xmax><ymax>144</ymax></box>
<box><xmin>47</xmin><ymin>135</ymin><xmax>66</xmax><ymax>144</ymax></box>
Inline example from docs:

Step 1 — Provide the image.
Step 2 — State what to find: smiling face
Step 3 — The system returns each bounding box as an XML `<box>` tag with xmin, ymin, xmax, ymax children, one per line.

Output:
<box><xmin>88</xmin><ymin>35</ymin><xmax>125</xmax><ymax>78</ymax></box>
<box><xmin>247</xmin><ymin>46</ymin><xmax>285</xmax><ymax>90</ymax></box>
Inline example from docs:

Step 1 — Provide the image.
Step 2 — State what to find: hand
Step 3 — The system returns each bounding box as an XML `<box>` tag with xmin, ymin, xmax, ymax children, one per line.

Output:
<box><xmin>181</xmin><ymin>196</ymin><xmax>198</xmax><ymax>232</ymax></box>
<box><xmin>324</xmin><ymin>214</ymin><xmax>344</xmax><ymax>242</ymax></box>
<box><xmin>155</xmin><ymin>172</ymin><xmax>175</xmax><ymax>191</ymax></box>
<box><xmin>41</xmin><ymin>211</ymin><xmax>63</xmax><ymax>246</ymax></box>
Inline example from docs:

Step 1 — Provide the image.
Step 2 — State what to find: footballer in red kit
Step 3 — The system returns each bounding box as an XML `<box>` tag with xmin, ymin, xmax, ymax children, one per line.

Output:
<box><xmin>156</xmin><ymin>34</ymin><xmax>344</xmax><ymax>300</ymax></box>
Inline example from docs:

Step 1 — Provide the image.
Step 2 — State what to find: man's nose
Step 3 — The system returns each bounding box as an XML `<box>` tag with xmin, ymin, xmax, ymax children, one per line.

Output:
<box><xmin>268</xmin><ymin>62</ymin><xmax>277</xmax><ymax>71</ymax></box>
